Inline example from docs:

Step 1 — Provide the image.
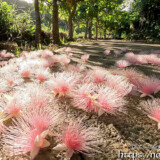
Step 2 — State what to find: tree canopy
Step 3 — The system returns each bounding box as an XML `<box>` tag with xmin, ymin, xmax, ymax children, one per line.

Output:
<box><xmin>0</xmin><ymin>0</ymin><xmax>159</xmax><ymax>48</ymax></box>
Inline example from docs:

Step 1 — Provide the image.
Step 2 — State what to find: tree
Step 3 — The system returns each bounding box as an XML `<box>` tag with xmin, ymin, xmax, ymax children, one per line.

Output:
<box><xmin>52</xmin><ymin>0</ymin><xmax>60</xmax><ymax>44</ymax></box>
<box><xmin>34</xmin><ymin>0</ymin><xmax>41</xmax><ymax>47</ymax></box>
<box><xmin>61</xmin><ymin>0</ymin><xmax>84</xmax><ymax>40</ymax></box>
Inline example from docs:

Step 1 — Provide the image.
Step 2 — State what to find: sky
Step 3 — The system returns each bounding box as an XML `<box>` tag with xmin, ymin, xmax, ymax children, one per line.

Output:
<box><xmin>23</xmin><ymin>0</ymin><xmax>33</xmax><ymax>3</ymax></box>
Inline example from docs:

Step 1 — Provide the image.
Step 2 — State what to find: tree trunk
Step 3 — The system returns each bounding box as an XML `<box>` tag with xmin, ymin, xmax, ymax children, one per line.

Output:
<box><xmin>52</xmin><ymin>0</ymin><xmax>60</xmax><ymax>44</ymax></box>
<box><xmin>34</xmin><ymin>0</ymin><xmax>41</xmax><ymax>47</ymax></box>
<box><xmin>104</xmin><ymin>22</ymin><xmax>107</xmax><ymax>39</ymax></box>
<box><xmin>85</xmin><ymin>19</ymin><xmax>88</xmax><ymax>39</ymax></box>
<box><xmin>68</xmin><ymin>3</ymin><xmax>77</xmax><ymax>40</ymax></box>
<box><xmin>95</xmin><ymin>20</ymin><xmax>98</xmax><ymax>40</ymax></box>
<box><xmin>88</xmin><ymin>18</ymin><xmax>92</xmax><ymax>39</ymax></box>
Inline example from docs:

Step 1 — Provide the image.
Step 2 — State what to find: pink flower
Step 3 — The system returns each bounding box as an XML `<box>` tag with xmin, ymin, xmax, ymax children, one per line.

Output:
<box><xmin>44</xmin><ymin>57</ymin><xmax>55</xmax><ymax>67</ymax></box>
<box><xmin>2</xmin><ymin>119</ymin><xmax>50</xmax><ymax>159</ymax></box>
<box><xmin>87</xmin><ymin>68</ymin><xmax>107</xmax><ymax>84</ymax></box>
<box><xmin>53</xmin><ymin>121</ymin><xmax>100</xmax><ymax>158</ymax></box>
<box><xmin>40</xmin><ymin>50</ymin><xmax>53</xmax><ymax>58</ymax></box>
<box><xmin>5</xmin><ymin>99</ymin><xmax>22</xmax><ymax>116</ymax></box>
<box><xmin>125</xmin><ymin>52</ymin><xmax>137</xmax><ymax>64</ymax></box>
<box><xmin>139</xmin><ymin>77</ymin><xmax>160</xmax><ymax>98</ymax></box>
<box><xmin>116</xmin><ymin>60</ymin><xmax>130</xmax><ymax>68</ymax></box>
<box><xmin>72</xmin><ymin>83</ymin><xmax>98</xmax><ymax>113</ymax></box>
<box><xmin>2</xmin><ymin>107</ymin><xmax>61</xmax><ymax>159</ymax></box>
<box><xmin>19</xmin><ymin>64</ymin><xmax>32</xmax><ymax>78</ymax></box>
<box><xmin>61</xmin><ymin>56</ymin><xmax>71</xmax><ymax>65</ymax></box>
<box><xmin>135</xmin><ymin>55</ymin><xmax>147</xmax><ymax>65</ymax></box>
<box><xmin>65</xmin><ymin>47</ymin><xmax>72</xmax><ymax>53</ymax></box>
<box><xmin>21</xmin><ymin>70</ymin><xmax>31</xmax><ymax>78</ymax></box>
<box><xmin>27</xmin><ymin>84</ymin><xmax>51</xmax><ymax>109</ymax></box>
<box><xmin>105</xmin><ymin>75</ymin><xmax>132</xmax><ymax>97</ymax></box>
<box><xmin>141</xmin><ymin>99</ymin><xmax>160</xmax><ymax>129</ymax></box>
<box><xmin>36</xmin><ymin>69</ymin><xmax>50</xmax><ymax>82</ymax></box>
<box><xmin>81</xmin><ymin>54</ymin><xmax>89</xmax><ymax>62</ymax></box>
<box><xmin>97</xmin><ymin>86</ymin><xmax>126</xmax><ymax>116</ymax></box>
<box><xmin>121</xmin><ymin>47</ymin><xmax>129</xmax><ymax>52</ymax></box>
<box><xmin>4</xmin><ymin>74</ymin><xmax>22</xmax><ymax>86</ymax></box>
<box><xmin>65</xmin><ymin>64</ymin><xmax>85</xmax><ymax>73</ymax></box>
<box><xmin>68</xmin><ymin>53</ymin><xmax>73</xmax><ymax>57</ymax></box>
<box><xmin>114</xmin><ymin>50</ymin><xmax>122</xmax><ymax>56</ymax></box>
<box><xmin>104</xmin><ymin>50</ymin><xmax>110</xmax><ymax>55</ymax></box>
<box><xmin>123</xmin><ymin>68</ymin><xmax>143</xmax><ymax>87</ymax></box>
<box><xmin>125</xmin><ymin>52</ymin><xmax>135</xmax><ymax>59</ymax></box>
<box><xmin>0</xmin><ymin>93</ymin><xmax>24</xmax><ymax>122</ymax></box>
<box><xmin>23</xmin><ymin>107</ymin><xmax>60</xmax><ymax>134</ymax></box>
<box><xmin>49</xmin><ymin>72</ymin><xmax>78</xmax><ymax>97</ymax></box>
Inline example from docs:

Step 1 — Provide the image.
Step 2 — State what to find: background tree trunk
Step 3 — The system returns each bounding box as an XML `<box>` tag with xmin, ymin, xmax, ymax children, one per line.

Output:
<box><xmin>88</xmin><ymin>18</ymin><xmax>92</xmax><ymax>39</ymax></box>
<box><xmin>34</xmin><ymin>0</ymin><xmax>41</xmax><ymax>47</ymax></box>
<box><xmin>68</xmin><ymin>3</ymin><xmax>77</xmax><ymax>40</ymax></box>
<box><xmin>85</xmin><ymin>19</ymin><xmax>88</xmax><ymax>39</ymax></box>
<box><xmin>52</xmin><ymin>0</ymin><xmax>60</xmax><ymax>44</ymax></box>
<box><xmin>104</xmin><ymin>22</ymin><xmax>107</xmax><ymax>39</ymax></box>
<box><xmin>95</xmin><ymin>20</ymin><xmax>98</xmax><ymax>40</ymax></box>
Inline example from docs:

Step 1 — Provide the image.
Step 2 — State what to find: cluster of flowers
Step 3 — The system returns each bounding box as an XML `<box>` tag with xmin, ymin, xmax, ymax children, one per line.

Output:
<box><xmin>0</xmin><ymin>47</ymin><xmax>160</xmax><ymax>159</ymax></box>
<box><xmin>0</xmin><ymin>49</ymin><xmax>99</xmax><ymax>160</ymax></box>
<box><xmin>110</xmin><ymin>68</ymin><xmax>160</xmax><ymax>129</ymax></box>
<box><xmin>116</xmin><ymin>50</ymin><xmax>160</xmax><ymax>68</ymax></box>
<box><xmin>0</xmin><ymin>50</ymin><xmax>13</xmax><ymax>58</ymax></box>
<box><xmin>104</xmin><ymin>47</ymin><xmax>129</xmax><ymax>56</ymax></box>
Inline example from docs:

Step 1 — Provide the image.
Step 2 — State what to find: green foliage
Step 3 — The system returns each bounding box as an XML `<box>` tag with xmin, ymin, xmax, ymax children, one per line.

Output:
<box><xmin>0</xmin><ymin>1</ymin><xmax>12</xmax><ymax>41</ymax></box>
<box><xmin>0</xmin><ymin>0</ymin><xmax>35</xmax><ymax>45</ymax></box>
<box><xmin>129</xmin><ymin>0</ymin><xmax>160</xmax><ymax>40</ymax></box>
<box><xmin>1</xmin><ymin>0</ymin><xmax>160</xmax><ymax>47</ymax></box>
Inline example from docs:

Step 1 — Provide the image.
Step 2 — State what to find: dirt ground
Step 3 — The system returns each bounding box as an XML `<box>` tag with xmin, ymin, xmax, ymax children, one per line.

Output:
<box><xmin>54</xmin><ymin>40</ymin><xmax>160</xmax><ymax>160</ymax></box>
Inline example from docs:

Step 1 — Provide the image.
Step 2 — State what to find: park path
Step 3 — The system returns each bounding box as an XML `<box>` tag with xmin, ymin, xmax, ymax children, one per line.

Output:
<box><xmin>66</xmin><ymin>40</ymin><xmax>160</xmax><ymax>77</ymax></box>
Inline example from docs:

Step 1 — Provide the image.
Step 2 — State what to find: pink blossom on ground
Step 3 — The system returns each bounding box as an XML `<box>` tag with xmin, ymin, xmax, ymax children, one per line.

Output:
<box><xmin>4</xmin><ymin>74</ymin><xmax>22</xmax><ymax>86</ymax></box>
<box><xmin>72</xmin><ymin>83</ymin><xmax>98</xmax><ymax>113</ymax></box>
<box><xmin>114</xmin><ymin>50</ymin><xmax>122</xmax><ymax>56</ymax></box>
<box><xmin>139</xmin><ymin>77</ymin><xmax>160</xmax><ymax>98</ymax></box>
<box><xmin>43</xmin><ymin>57</ymin><xmax>55</xmax><ymax>67</ymax></box>
<box><xmin>36</xmin><ymin>68</ymin><xmax>50</xmax><ymax>82</ymax></box>
<box><xmin>141</xmin><ymin>99</ymin><xmax>160</xmax><ymax>129</ymax></box>
<box><xmin>65</xmin><ymin>47</ymin><xmax>72</xmax><ymax>54</ymax></box>
<box><xmin>104</xmin><ymin>50</ymin><xmax>110</xmax><ymax>55</ymax></box>
<box><xmin>65</xmin><ymin>64</ymin><xmax>85</xmax><ymax>73</ymax></box>
<box><xmin>116</xmin><ymin>60</ymin><xmax>130</xmax><ymax>68</ymax></box>
<box><xmin>19</xmin><ymin>64</ymin><xmax>32</xmax><ymax>78</ymax></box>
<box><xmin>40</xmin><ymin>50</ymin><xmax>53</xmax><ymax>58</ymax></box>
<box><xmin>2</xmin><ymin>118</ymin><xmax>50</xmax><ymax>159</ymax></box>
<box><xmin>2</xmin><ymin>107</ymin><xmax>61</xmax><ymax>159</ymax></box>
<box><xmin>86</xmin><ymin>67</ymin><xmax>108</xmax><ymax>84</ymax></box>
<box><xmin>121</xmin><ymin>47</ymin><xmax>129</xmax><ymax>52</ymax></box>
<box><xmin>81</xmin><ymin>54</ymin><xmax>90</xmax><ymax>62</ymax></box>
<box><xmin>97</xmin><ymin>86</ymin><xmax>126</xmax><ymax>116</ymax></box>
<box><xmin>125</xmin><ymin>52</ymin><xmax>135</xmax><ymax>59</ymax></box>
<box><xmin>23</xmin><ymin>107</ymin><xmax>61</xmax><ymax>134</ymax></box>
<box><xmin>68</xmin><ymin>53</ymin><xmax>73</xmax><ymax>57</ymax></box>
<box><xmin>61</xmin><ymin>56</ymin><xmax>71</xmax><ymax>65</ymax></box>
<box><xmin>123</xmin><ymin>68</ymin><xmax>144</xmax><ymax>87</ymax></box>
<box><xmin>26</xmin><ymin>84</ymin><xmax>51</xmax><ymax>109</ymax></box>
<box><xmin>5</xmin><ymin>99</ymin><xmax>22</xmax><ymax>117</ymax></box>
<box><xmin>49</xmin><ymin>72</ymin><xmax>78</xmax><ymax>97</ymax></box>
<box><xmin>125</xmin><ymin>52</ymin><xmax>137</xmax><ymax>64</ymax></box>
<box><xmin>135</xmin><ymin>55</ymin><xmax>147</xmax><ymax>65</ymax></box>
<box><xmin>53</xmin><ymin>121</ymin><xmax>100</xmax><ymax>159</ymax></box>
<box><xmin>105</xmin><ymin>75</ymin><xmax>132</xmax><ymax>97</ymax></box>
